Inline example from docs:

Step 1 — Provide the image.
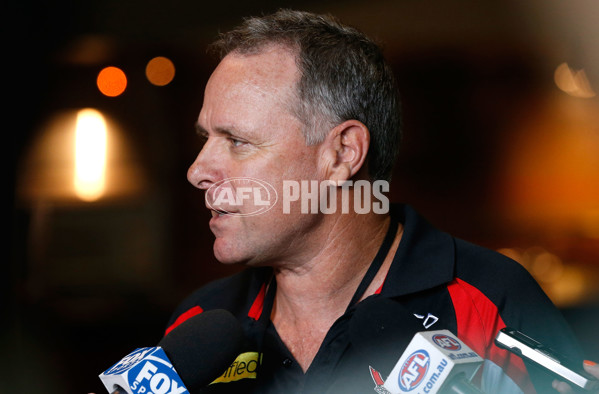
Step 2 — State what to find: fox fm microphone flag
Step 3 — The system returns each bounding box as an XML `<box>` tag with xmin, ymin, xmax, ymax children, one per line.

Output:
<box><xmin>99</xmin><ymin>309</ymin><xmax>244</xmax><ymax>394</ymax></box>
<box><xmin>383</xmin><ymin>330</ymin><xmax>483</xmax><ymax>394</ymax></box>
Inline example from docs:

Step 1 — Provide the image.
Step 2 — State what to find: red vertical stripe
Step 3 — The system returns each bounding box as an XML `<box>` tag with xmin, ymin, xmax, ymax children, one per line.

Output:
<box><xmin>248</xmin><ymin>283</ymin><xmax>266</xmax><ymax>320</ymax></box>
<box><xmin>164</xmin><ymin>305</ymin><xmax>203</xmax><ymax>336</ymax></box>
<box><xmin>448</xmin><ymin>278</ymin><xmax>535</xmax><ymax>394</ymax></box>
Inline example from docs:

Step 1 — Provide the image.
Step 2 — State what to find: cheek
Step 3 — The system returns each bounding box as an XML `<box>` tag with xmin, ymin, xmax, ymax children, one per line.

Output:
<box><xmin>280</xmin><ymin>151</ymin><xmax>321</xmax><ymax>179</ymax></box>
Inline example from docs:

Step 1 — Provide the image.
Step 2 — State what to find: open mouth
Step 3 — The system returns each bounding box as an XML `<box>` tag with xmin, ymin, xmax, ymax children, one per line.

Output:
<box><xmin>210</xmin><ymin>208</ymin><xmax>231</xmax><ymax>217</ymax></box>
<box><xmin>204</xmin><ymin>177</ymin><xmax>277</xmax><ymax>218</ymax></box>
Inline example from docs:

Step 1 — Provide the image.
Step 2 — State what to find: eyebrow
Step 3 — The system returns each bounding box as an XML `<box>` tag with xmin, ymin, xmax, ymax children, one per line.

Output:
<box><xmin>194</xmin><ymin>123</ymin><xmax>209</xmax><ymax>137</ymax></box>
<box><xmin>194</xmin><ymin>123</ymin><xmax>240</xmax><ymax>138</ymax></box>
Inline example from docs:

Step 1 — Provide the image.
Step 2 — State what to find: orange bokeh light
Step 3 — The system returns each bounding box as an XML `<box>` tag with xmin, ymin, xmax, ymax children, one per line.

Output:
<box><xmin>97</xmin><ymin>66</ymin><xmax>127</xmax><ymax>97</ymax></box>
<box><xmin>145</xmin><ymin>56</ymin><xmax>175</xmax><ymax>86</ymax></box>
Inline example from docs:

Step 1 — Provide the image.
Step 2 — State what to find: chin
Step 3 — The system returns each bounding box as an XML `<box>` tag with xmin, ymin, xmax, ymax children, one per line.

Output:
<box><xmin>214</xmin><ymin>245</ymin><xmax>272</xmax><ymax>268</ymax></box>
<box><xmin>213</xmin><ymin>249</ymin><xmax>240</xmax><ymax>265</ymax></box>
<box><xmin>213</xmin><ymin>241</ymin><xmax>248</xmax><ymax>265</ymax></box>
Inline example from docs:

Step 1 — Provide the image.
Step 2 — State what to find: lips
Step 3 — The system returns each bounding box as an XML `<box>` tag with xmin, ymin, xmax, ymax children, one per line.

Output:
<box><xmin>206</xmin><ymin>200</ymin><xmax>239</xmax><ymax>216</ymax></box>
<box><xmin>205</xmin><ymin>191</ymin><xmax>238</xmax><ymax>216</ymax></box>
<box><xmin>210</xmin><ymin>209</ymin><xmax>229</xmax><ymax>218</ymax></box>
<box><xmin>208</xmin><ymin>208</ymin><xmax>230</xmax><ymax>236</ymax></box>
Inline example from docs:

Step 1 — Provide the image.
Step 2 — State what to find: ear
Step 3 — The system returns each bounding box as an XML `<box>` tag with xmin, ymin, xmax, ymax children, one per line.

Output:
<box><xmin>319</xmin><ymin>120</ymin><xmax>370</xmax><ymax>182</ymax></box>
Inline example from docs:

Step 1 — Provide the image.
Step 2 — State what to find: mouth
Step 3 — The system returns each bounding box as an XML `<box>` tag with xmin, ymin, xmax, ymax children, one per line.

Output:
<box><xmin>210</xmin><ymin>209</ymin><xmax>229</xmax><ymax>218</ymax></box>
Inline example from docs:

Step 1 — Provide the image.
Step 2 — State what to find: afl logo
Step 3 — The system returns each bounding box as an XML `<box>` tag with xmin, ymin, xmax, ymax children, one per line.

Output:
<box><xmin>206</xmin><ymin>177</ymin><xmax>278</xmax><ymax>217</ymax></box>
<box><xmin>432</xmin><ymin>334</ymin><xmax>462</xmax><ymax>351</ymax></box>
<box><xmin>398</xmin><ymin>350</ymin><xmax>430</xmax><ymax>392</ymax></box>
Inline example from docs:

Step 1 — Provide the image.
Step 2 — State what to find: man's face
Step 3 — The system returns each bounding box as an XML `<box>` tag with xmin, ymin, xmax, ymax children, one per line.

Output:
<box><xmin>188</xmin><ymin>46</ymin><xmax>326</xmax><ymax>266</ymax></box>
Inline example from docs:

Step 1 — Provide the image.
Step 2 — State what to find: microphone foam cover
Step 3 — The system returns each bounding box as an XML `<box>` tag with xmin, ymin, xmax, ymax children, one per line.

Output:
<box><xmin>158</xmin><ymin>309</ymin><xmax>244</xmax><ymax>391</ymax></box>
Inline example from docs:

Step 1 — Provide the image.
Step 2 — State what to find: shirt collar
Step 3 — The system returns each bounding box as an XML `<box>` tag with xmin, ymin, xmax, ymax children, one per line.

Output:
<box><xmin>380</xmin><ymin>204</ymin><xmax>456</xmax><ymax>297</ymax></box>
<box><xmin>244</xmin><ymin>204</ymin><xmax>456</xmax><ymax>320</ymax></box>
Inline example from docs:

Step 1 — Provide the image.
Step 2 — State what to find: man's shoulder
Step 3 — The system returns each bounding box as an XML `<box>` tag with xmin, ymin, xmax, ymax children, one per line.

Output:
<box><xmin>167</xmin><ymin>268</ymin><xmax>269</xmax><ymax>328</ymax></box>
<box><xmin>452</xmin><ymin>237</ymin><xmax>545</xmax><ymax>300</ymax></box>
<box><xmin>453</xmin><ymin>238</ymin><xmax>531</xmax><ymax>278</ymax></box>
<box><xmin>451</xmin><ymin>237</ymin><xmax>583</xmax><ymax>350</ymax></box>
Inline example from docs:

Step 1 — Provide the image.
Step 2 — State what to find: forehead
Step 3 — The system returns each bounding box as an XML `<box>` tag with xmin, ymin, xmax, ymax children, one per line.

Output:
<box><xmin>205</xmin><ymin>45</ymin><xmax>300</xmax><ymax>113</ymax></box>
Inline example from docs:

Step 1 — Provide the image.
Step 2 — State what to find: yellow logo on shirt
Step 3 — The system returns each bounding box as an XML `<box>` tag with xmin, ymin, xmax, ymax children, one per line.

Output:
<box><xmin>211</xmin><ymin>352</ymin><xmax>262</xmax><ymax>384</ymax></box>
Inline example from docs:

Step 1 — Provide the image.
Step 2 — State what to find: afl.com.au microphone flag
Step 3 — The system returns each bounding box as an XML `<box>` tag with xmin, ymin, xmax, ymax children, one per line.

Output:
<box><xmin>383</xmin><ymin>330</ymin><xmax>483</xmax><ymax>394</ymax></box>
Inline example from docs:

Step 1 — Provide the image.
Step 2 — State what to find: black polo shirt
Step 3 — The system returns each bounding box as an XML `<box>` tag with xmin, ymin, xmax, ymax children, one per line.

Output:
<box><xmin>166</xmin><ymin>204</ymin><xmax>584</xmax><ymax>394</ymax></box>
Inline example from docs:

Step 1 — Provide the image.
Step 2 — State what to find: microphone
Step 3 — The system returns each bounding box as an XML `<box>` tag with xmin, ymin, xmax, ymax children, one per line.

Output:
<box><xmin>99</xmin><ymin>309</ymin><xmax>244</xmax><ymax>394</ymax></box>
<box><xmin>382</xmin><ymin>330</ymin><xmax>483</xmax><ymax>394</ymax></box>
<box><xmin>349</xmin><ymin>298</ymin><xmax>483</xmax><ymax>393</ymax></box>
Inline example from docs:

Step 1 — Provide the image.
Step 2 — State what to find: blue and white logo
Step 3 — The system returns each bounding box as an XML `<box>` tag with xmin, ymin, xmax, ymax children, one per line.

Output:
<box><xmin>105</xmin><ymin>347</ymin><xmax>155</xmax><ymax>375</ymax></box>
<box><xmin>398</xmin><ymin>350</ymin><xmax>430</xmax><ymax>392</ymax></box>
<box><xmin>100</xmin><ymin>347</ymin><xmax>188</xmax><ymax>394</ymax></box>
<box><xmin>128</xmin><ymin>352</ymin><xmax>187</xmax><ymax>394</ymax></box>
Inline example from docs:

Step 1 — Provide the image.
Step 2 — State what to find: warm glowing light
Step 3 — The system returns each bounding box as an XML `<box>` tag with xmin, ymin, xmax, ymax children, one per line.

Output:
<box><xmin>530</xmin><ymin>250</ymin><xmax>563</xmax><ymax>283</ymax></box>
<box><xmin>547</xmin><ymin>266</ymin><xmax>588</xmax><ymax>307</ymax></box>
<box><xmin>497</xmin><ymin>248</ymin><xmax>523</xmax><ymax>265</ymax></box>
<box><xmin>74</xmin><ymin>109</ymin><xmax>107</xmax><ymax>201</ymax></box>
<box><xmin>554</xmin><ymin>63</ymin><xmax>596</xmax><ymax>98</ymax></box>
<box><xmin>580</xmin><ymin>210</ymin><xmax>599</xmax><ymax>239</ymax></box>
<box><xmin>145</xmin><ymin>56</ymin><xmax>175</xmax><ymax>86</ymax></box>
<box><xmin>97</xmin><ymin>66</ymin><xmax>127</xmax><ymax>97</ymax></box>
<box><xmin>497</xmin><ymin>246</ymin><xmax>596</xmax><ymax>307</ymax></box>
<box><xmin>495</xmin><ymin>93</ymin><xmax>599</xmax><ymax>227</ymax></box>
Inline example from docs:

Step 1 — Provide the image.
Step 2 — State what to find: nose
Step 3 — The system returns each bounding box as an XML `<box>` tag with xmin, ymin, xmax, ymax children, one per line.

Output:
<box><xmin>187</xmin><ymin>139</ymin><xmax>220</xmax><ymax>190</ymax></box>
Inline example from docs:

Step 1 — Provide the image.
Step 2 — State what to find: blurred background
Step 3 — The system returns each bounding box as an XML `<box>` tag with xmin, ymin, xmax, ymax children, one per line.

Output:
<box><xmin>6</xmin><ymin>0</ymin><xmax>599</xmax><ymax>392</ymax></box>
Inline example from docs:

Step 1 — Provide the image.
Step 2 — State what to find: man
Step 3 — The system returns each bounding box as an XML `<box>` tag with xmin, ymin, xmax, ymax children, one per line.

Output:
<box><xmin>168</xmin><ymin>9</ymin><xmax>584</xmax><ymax>394</ymax></box>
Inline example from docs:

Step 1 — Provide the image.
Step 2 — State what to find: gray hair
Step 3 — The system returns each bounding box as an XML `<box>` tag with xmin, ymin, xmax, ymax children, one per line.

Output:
<box><xmin>209</xmin><ymin>9</ymin><xmax>402</xmax><ymax>181</ymax></box>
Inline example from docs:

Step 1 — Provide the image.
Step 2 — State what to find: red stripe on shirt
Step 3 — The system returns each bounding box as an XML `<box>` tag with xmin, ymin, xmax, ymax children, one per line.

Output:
<box><xmin>248</xmin><ymin>282</ymin><xmax>267</xmax><ymax>320</ymax></box>
<box><xmin>375</xmin><ymin>279</ymin><xmax>385</xmax><ymax>294</ymax></box>
<box><xmin>164</xmin><ymin>305</ymin><xmax>203</xmax><ymax>336</ymax></box>
<box><xmin>448</xmin><ymin>278</ymin><xmax>535</xmax><ymax>394</ymax></box>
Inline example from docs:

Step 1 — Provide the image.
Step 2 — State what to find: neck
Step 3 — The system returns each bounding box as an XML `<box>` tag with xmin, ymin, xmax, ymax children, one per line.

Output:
<box><xmin>270</xmin><ymin>211</ymin><xmax>402</xmax><ymax>371</ymax></box>
<box><xmin>271</xmin><ymin>210</ymin><xmax>399</xmax><ymax>323</ymax></box>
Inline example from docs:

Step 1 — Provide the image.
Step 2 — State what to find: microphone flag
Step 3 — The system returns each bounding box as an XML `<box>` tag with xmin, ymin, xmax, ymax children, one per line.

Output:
<box><xmin>383</xmin><ymin>330</ymin><xmax>483</xmax><ymax>394</ymax></box>
<box><xmin>99</xmin><ymin>346</ymin><xmax>188</xmax><ymax>394</ymax></box>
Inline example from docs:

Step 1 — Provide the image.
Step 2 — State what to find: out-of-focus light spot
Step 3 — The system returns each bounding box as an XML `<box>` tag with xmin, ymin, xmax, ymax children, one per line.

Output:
<box><xmin>554</xmin><ymin>63</ymin><xmax>596</xmax><ymax>98</ymax></box>
<box><xmin>59</xmin><ymin>35</ymin><xmax>115</xmax><ymax>66</ymax></box>
<box><xmin>97</xmin><ymin>66</ymin><xmax>127</xmax><ymax>97</ymax></box>
<box><xmin>497</xmin><ymin>248</ymin><xmax>524</xmax><ymax>265</ymax></box>
<box><xmin>548</xmin><ymin>266</ymin><xmax>587</xmax><ymax>307</ymax></box>
<box><xmin>17</xmin><ymin>110</ymin><xmax>145</xmax><ymax>202</ymax></box>
<box><xmin>530</xmin><ymin>250</ymin><xmax>563</xmax><ymax>283</ymax></box>
<box><xmin>74</xmin><ymin>108</ymin><xmax>107</xmax><ymax>201</ymax></box>
<box><xmin>580</xmin><ymin>210</ymin><xmax>599</xmax><ymax>239</ymax></box>
<box><xmin>498</xmin><ymin>245</ymin><xmax>595</xmax><ymax>307</ymax></box>
<box><xmin>495</xmin><ymin>92</ymin><xmax>599</xmax><ymax>228</ymax></box>
<box><xmin>145</xmin><ymin>56</ymin><xmax>175</xmax><ymax>86</ymax></box>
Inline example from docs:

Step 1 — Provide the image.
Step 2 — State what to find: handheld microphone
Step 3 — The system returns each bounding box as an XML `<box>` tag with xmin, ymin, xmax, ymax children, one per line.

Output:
<box><xmin>99</xmin><ymin>309</ymin><xmax>244</xmax><ymax>394</ymax></box>
<box><xmin>383</xmin><ymin>330</ymin><xmax>483</xmax><ymax>394</ymax></box>
<box><xmin>349</xmin><ymin>299</ymin><xmax>483</xmax><ymax>393</ymax></box>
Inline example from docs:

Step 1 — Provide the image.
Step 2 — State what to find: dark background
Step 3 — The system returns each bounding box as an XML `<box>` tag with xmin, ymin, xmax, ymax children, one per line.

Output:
<box><xmin>6</xmin><ymin>1</ymin><xmax>599</xmax><ymax>393</ymax></box>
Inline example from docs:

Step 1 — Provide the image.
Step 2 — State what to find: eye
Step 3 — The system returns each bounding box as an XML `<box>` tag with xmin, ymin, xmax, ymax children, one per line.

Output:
<box><xmin>229</xmin><ymin>137</ymin><xmax>247</xmax><ymax>147</ymax></box>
